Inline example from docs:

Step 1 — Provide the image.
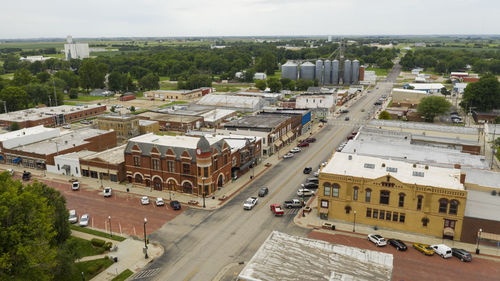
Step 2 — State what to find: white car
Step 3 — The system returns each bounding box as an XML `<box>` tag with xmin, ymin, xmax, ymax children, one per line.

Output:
<box><xmin>243</xmin><ymin>196</ymin><xmax>259</xmax><ymax>210</ymax></box>
<box><xmin>368</xmin><ymin>234</ymin><xmax>387</xmax><ymax>247</ymax></box>
<box><xmin>283</xmin><ymin>153</ymin><xmax>294</xmax><ymax>159</ymax></box>
<box><xmin>141</xmin><ymin>196</ymin><xmax>150</xmax><ymax>205</ymax></box>
<box><xmin>290</xmin><ymin>147</ymin><xmax>301</xmax><ymax>153</ymax></box>
<box><xmin>72</xmin><ymin>181</ymin><xmax>80</xmax><ymax>191</ymax></box>
<box><xmin>431</xmin><ymin>244</ymin><xmax>452</xmax><ymax>259</ymax></box>
<box><xmin>103</xmin><ymin>187</ymin><xmax>112</xmax><ymax>197</ymax></box>
<box><xmin>297</xmin><ymin>188</ymin><xmax>314</xmax><ymax>197</ymax></box>
<box><xmin>68</xmin><ymin>209</ymin><xmax>78</xmax><ymax>224</ymax></box>
<box><xmin>313</xmin><ymin>169</ymin><xmax>320</xmax><ymax>177</ymax></box>
<box><xmin>155</xmin><ymin>197</ymin><xmax>165</xmax><ymax>206</ymax></box>
<box><xmin>62</xmin><ymin>124</ymin><xmax>71</xmax><ymax>129</ymax></box>
<box><xmin>79</xmin><ymin>214</ymin><xmax>90</xmax><ymax>227</ymax></box>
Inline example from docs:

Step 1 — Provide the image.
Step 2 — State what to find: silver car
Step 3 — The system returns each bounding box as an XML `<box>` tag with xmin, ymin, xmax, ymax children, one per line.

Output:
<box><xmin>79</xmin><ymin>214</ymin><xmax>90</xmax><ymax>227</ymax></box>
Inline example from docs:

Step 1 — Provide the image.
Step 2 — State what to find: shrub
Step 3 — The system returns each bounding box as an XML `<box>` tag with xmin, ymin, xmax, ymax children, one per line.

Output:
<box><xmin>87</xmin><ymin>264</ymin><xmax>100</xmax><ymax>275</ymax></box>
<box><xmin>91</xmin><ymin>238</ymin><xmax>106</xmax><ymax>247</ymax></box>
<box><xmin>103</xmin><ymin>242</ymin><xmax>113</xmax><ymax>251</ymax></box>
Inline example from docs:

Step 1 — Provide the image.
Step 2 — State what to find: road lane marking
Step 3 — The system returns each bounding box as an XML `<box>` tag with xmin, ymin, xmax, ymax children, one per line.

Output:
<box><xmin>257</xmin><ymin>127</ymin><xmax>345</xmax><ymax>210</ymax></box>
<box><xmin>183</xmin><ymin>266</ymin><xmax>199</xmax><ymax>281</ymax></box>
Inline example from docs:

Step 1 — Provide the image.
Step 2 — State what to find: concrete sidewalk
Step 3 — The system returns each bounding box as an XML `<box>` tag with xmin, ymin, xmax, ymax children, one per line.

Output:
<box><xmin>294</xmin><ymin>196</ymin><xmax>500</xmax><ymax>261</ymax></box>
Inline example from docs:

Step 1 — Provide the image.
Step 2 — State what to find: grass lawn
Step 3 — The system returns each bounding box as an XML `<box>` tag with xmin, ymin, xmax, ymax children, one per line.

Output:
<box><xmin>159</xmin><ymin>100</ymin><xmax>188</xmax><ymax>108</ymax></box>
<box><xmin>111</xmin><ymin>269</ymin><xmax>134</xmax><ymax>281</ymax></box>
<box><xmin>0</xmin><ymin>73</ymin><xmax>14</xmax><ymax>80</ymax></box>
<box><xmin>70</xmin><ymin>225</ymin><xmax>126</xmax><ymax>242</ymax></box>
<box><xmin>69</xmin><ymin>236</ymin><xmax>106</xmax><ymax>258</ymax></box>
<box><xmin>366</xmin><ymin>67</ymin><xmax>390</xmax><ymax>77</ymax></box>
<box><xmin>74</xmin><ymin>257</ymin><xmax>114</xmax><ymax>281</ymax></box>
<box><xmin>159</xmin><ymin>84</ymin><xmax>179</xmax><ymax>90</ymax></box>
<box><xmin>213</xmin><ymin>83</ymin><xmax>253</xmax><ymax>92</ymax></box>
<box><xmin>266</xmin><ymin>71</ymin><xmax>282</xmax><ymax>80</ymax></box>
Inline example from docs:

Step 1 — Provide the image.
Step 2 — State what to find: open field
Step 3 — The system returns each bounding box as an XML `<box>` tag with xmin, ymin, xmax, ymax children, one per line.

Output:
<box><xmin>366</xmin><ymin>67</ymin><xmax>390</xmax><ymax>76</ymax></box>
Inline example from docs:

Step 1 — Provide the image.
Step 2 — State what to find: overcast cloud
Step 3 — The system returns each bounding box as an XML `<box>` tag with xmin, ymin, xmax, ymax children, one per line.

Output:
<box><xmin>1</xmin><ymin>0</ymin><xmax>499</xmax><ymax>38</ymax></box>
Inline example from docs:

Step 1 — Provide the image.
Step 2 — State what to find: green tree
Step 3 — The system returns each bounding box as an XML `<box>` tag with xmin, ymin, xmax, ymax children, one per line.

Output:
<box><xmin>240</xmin><ymin>68</ymin><xmax>256</xmax><ymax>83</ymax></box>
<box><xmin>267</xmin><ymin>78</ymin><xmax>282</xmax><ymax>93</ymax></box>
<box><xmin>23</xmin><ymin>83</ymin><xmax>50</xmax><ymax>105</ymax></box>
<box><xmin>441</xmin><ymin>87</ymin><xmax>451</xmax><ymax>97</ymax></box>
<box><xmin>78</xmin><ymin>60</ymin><xmax>97</xmax><ymax>93</ymax></box>
<box><xmin>9</xmin><ymin>122</ymin><xmax>20</xmax><ymax>131</ymax></box>
<box><xmin>255</xmin><ymin>80</ymin><xmax>267</xmax><ymax>91</ymax></box>
<box><xmin>69</xmin><ymin>88</ymin><xmax>79</xmax><ymax>99</ymax></box>
<box><xmin>110</xmin><ymin>106</ymin><xmax>116</xmax><ymax>113</ymax></box>
<box><xmin>11</xmin><ymin>69</ymin><xmax>33</xmax><ymax>86</ymax></box>
<box><xmin>257</xmin><ymin>52</ymin><xmax>277</xmax><ymax>75</ymax></box>
<box><xmin>461</xmin><ymin>74</ymin><xmax>500</xmax><ymax>112</ymax></box>
<box><xmin>417</xmin><ymin>96</ymin><xmax>451</xmax><ymax>122</ymax></box>
<box><xmin>130</xmin><ymin>106</ymin><xmax>136</xmax><ymax>112</ymax></box>
<box><xmin>296</xmin><ymin>79</ymin><xmax>314</xmax><ymax>91</ymax></box>
<box><xmin>378</xmin><ymin>110</ymin><xmax>392</xmax><ymax>120</ymax></box>
<box><xmin>54</xmin><ymin>70</ymin><xmax>79</xmax><ymax>90</ymax></box>
<box><xmin>36</xmin><ymin>72</ymin><xmax>51</xmax><ymax>83</ymax></box>
<box><xmin>0</xmin><ymin>86</ymin><xmax>30</xmax><ymax>112</ymax></box>
<box><xmin>138</xmin><ymin>73</ymin><xmax>160</xmax><ymax>90</ymax></box>
<box><xmin>108</xmin><ymin>71</ymin><xmax>124</xmax><ymax>92</ymax></box>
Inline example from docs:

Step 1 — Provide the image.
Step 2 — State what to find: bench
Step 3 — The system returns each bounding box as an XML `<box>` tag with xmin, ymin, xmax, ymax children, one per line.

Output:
<box><xmin>304</xmin><ymin>206</ymin><xmax>312</xmax><ymax>213</ymax></box>
<box><xmin>188</xmin><ymin>200</ymin><xmax>199</xmax><ymax>205</ymax></box>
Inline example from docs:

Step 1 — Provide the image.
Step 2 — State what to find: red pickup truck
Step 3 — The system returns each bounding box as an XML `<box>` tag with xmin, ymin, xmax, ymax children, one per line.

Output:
<box><xmin>270</xmin><ymin>204</ymin><xmax>284</xmax><ymax>216</ymax></box>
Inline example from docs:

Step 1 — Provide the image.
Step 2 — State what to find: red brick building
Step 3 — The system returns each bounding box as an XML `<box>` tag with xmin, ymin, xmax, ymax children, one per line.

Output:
<box><xmin>125</xmin><ymin>134</ymin><xmax>232</xmax><ymax>196</ymax></box>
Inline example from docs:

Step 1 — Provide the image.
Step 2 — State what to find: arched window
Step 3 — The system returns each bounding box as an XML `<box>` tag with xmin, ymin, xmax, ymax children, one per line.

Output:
<box><xmin>379</xmin><ymin>190</ymin><xmax>390</xmax><ymax>205</ymax></box>
<box><xmin>439</xmin><ymin>198</ymin><xmax>448</xmax><ymax>213</ymax></box>
<box><xmin>449</xmin><ymin>200</ymin><xmax>459</xmax><ymax>215</ymax></box>
<box><xmin>135</xmin><ymin>174</ymin><xmax>143</xmax><ymax>184</ymax></box>
<box><xmin>353</xmin><ymin>186</ymin><xmax>359</xmax><ymax>201</ymax></box>
<box><xmin>332</xmin><ymin>183</ymin><xmax>340</xmax><ymax>198</ymax></box>
<box><xmin>323</xmin><ymin>182</ymin><xmax>331</xmax><ymax>196</ymax></box>
<box><xmin>398</xmin><ymin>193</ymin><xmax>406</xmax><ymax>207</ymax></box>
<box><xmin>365</xmin><ymin>188</ymin><xmax>372</xmax><ymax>203</ymax></box>
<box><xmin>417</xmin><ymin>195</ymin><xmax>423</xmax><ymax>211</ymax></box>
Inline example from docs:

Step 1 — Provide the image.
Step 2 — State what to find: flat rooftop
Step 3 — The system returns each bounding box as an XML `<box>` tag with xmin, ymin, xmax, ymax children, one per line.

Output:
<box><xmin>408</xmin><ymin>83</ymin><xmax>444</xmax><ymax>90</ymax></box>
<box><xmin>200</xmin><ymin>109</ymin><xmax>236</xmax><ymax>122</ymax></box>
<box><xmin>0</xmin><ymin>125</ymin><xmax>58</xmax><ymax>142</ymax></box>
<box><xmin>138</xmin><ymin>120</ymin><xmax>158</xmax><ymax>126</ymax></box>
<box><xmin>98</xmin><ymin>114</ymin><xmax>137</xmax><ymax>120</ymax></box>
<box><xmin>368</xmin><ymin>119</ymin><xmax>478</xmax><ymax>135</ymax></box>
<box><xmin>0</xmin><ymin>104</ymin><xmax>103</xmax><ymax>122</ymax></box>
<box><xmin>464</xmin><ymin>190</ymin><xmax>500</xmax><ymax>221</ymax></box>
<box><xmin>81</xmin><ymin>144</ymin><xmax>126</xmax><ymax>164</ymax></box>
<box><xmin>224</xmin><ymin>115</ymin><xmax>289</xmax><ymax>130</ymax></box>
<box><xmin>238</xmin><ymin>231</ymin><xmax>393</xmax><ymax>281</ymax></box>
<box><xmin>54</xmin><ymin>150</ymin><xmax>96</xmax><ymax>160</ymax></box>
<box><xmin>197</xmin><ymin>94</ymin><xmax>263</xmax><ymax>109</ymax></box>
<box><xmin>322</xmin><ymin>152</ymin><xmax>464</xmax><ymax>190</ymax></box>
<box><xmin>138</xmin><ymin>112</ymin><xmax>201</xmax><ymax>123</ymax></box>
<box><xmin>128</xmin><ymin>133</ymin><xmax>222</xmax><ymax>150</ymax></box>
<box><xmin>463</xmin><ymin>168</ymin><xmax>500</xmax><ymax>189</ymax></box>
<box><xmin>12</xmin><ymin>128</ymin><xmax>110</xmax><ymax>155</ymax></box>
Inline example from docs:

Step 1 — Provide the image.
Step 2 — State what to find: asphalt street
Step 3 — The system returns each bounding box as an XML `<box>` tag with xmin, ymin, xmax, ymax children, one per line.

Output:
<box><xmin>136</xmin><ymin>67</ymin><xmax>400</xmax><ymax>281</ymax></box>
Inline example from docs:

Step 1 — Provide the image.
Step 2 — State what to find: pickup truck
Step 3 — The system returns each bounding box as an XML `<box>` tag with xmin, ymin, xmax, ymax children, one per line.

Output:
<box><xmin>283</xmin><ymin>199</ymin><xmax>303</xmax><ymax>209</ymax></box>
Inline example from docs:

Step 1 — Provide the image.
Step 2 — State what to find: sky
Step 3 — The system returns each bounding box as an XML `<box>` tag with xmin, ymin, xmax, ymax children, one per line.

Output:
<box><xmin>1</xmin><ymin>0</ymin><xmax>499</xmax><ymax>39</ymax></box>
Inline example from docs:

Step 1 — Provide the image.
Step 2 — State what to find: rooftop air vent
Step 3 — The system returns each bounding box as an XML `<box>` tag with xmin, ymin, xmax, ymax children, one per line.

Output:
<box><xmin>381</xmin><ymin>163</ymin><xmax>386</xmax><ymax>168</ymax></box>
<box><xmin>492</xmin><ymin>190</ymin><xmax>497</xmax><ymax>196</ymax></box>
<box><xmin>348</xmin><ymin>155</ymin><xmax>352</xmax><ymax>160</ymax></box>
<box><xmin>425</xmin><ymin>165</ymin><xmax>429</xmax><ymax>170</ymax></box>
<box><xmin>413</xmin><ymin>171</ymin><xmax>424</xmax><ymax>177</ymax></box>
<box><xmin>364</xmin><ymin>163</ymin><xmax>375</xmax><ymax>169</ymax></box>
<box><xmin>413</xmin><ymin>163</ymin><xmax>417</xmax><ymax>168</ymax></box>
<box><xmin>386</xmin><ymin>167</ymin><xmax>398</xmax><ymax>173</ymax></box>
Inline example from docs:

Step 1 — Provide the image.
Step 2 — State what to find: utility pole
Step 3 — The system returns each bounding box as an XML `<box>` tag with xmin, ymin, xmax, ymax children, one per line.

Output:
<box><xmin>0</xmin><ymin>101</ymin><xmax>7</xmax><ymax>114</ymax></box>
<box><xmin>52</xmin><ymin>75</ymin><xmax>58</xmax><ymax>107</ymax></box>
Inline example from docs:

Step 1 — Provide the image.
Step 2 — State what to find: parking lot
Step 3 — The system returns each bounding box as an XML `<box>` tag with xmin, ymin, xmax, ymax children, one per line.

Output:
<box><xmin>309</xmin><ymin>231</ymin><xmax>500</xmax><ymax>281</ymax></box>
<box><xmin>38</xmin><ymin>178</ymin><xmax>184</xmax><ymax>238</ymax></box>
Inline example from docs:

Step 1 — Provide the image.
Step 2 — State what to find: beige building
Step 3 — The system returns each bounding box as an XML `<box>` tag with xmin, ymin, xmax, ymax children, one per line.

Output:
<box><xmin>317</xmin><ymin>152</ymin><xmax>467</xmax><ymax>241</ymax></box>
<box><xmin>139</xmin><ymin>120</ymin><xmax>159</xmax><ymax>134</ymax></box>
<box><xmin>144</xmin><ymin>89</ymin><xmax>203</xmax><ymax>101</ymax></box>
<box><xmin>97</xmin><ymin>114</ymin><xmax>140</xmax><ymax>143</ymax></box>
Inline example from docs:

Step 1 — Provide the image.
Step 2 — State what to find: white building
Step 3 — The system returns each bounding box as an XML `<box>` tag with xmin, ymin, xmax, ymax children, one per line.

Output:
<box><xmin>46</xmin><ymin>150</ymin><xmax>96</xmax><ymax>177</ymax></box>
<box><xmin>411</xmin><ymin>68</ymin><xmax>424</xmax><ymax>75</ymax></box>
<box><xmin>0</xmin><ymin>125</ymin><xmax>60</xmax><ymax>151</ymax></box>
<box><xmin>296</xmin><ymin>94</ymin><xmax>336</xmax><ymax>118</ymax></box>
<box><xmin>361</xmin><ymin>70</ymin><xmax>376</xmax><ymax>85</ymax></box>
<box><xmin>485</xmin><ymin>123</ymin><xmax>500</xmax><ymax>143</ymax></box>
<box><xmin>253</xmin><ymin>72</ymin><xmax>267</xmax><ymax>80</ymax></box>
<box><xmin>408</xmin><ymin>83</ymin><xmax>444</xmax><ymax>94</ymax></box>
<box><xmin>20</xmin><ymin>56</ymin><xmax>54</xmax><ymax>62</ymax></box>
<box><xmin>64</xmin><ymin>36</ymin><xmax>89</xmax><ymax>60</ymax></box>
<box><xmin>453</xmin><ymin>83</ymin><xmax>468</xmax><ymax>94</ymax></box>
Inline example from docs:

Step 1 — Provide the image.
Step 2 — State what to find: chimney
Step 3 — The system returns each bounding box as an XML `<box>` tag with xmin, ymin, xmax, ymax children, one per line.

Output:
<box><xmin>460</xmin><ymin>172</ymin><xmax>466</xmax><ymax>184</ymax></box>
<box><xmin>454</xmin><ymin>164</ymin><xmax>461</xmax><ymax>169</ymax></box>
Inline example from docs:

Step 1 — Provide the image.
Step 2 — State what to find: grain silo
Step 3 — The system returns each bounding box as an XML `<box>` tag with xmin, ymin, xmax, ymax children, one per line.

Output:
<box><xmin>315</xmin><ymin>60</ymin><xmax>323</xmax><ymax>84</ymax></box>
<box><xmin>281</xmin><ymin>61</ymin><xmax>298</xmax><ymax>81</ymax></box>
<box><xmin>352</xmin><ymin>59</ymin><xmax>360</xmax><ymax>84</ymax></box>
<box><xmin>332</xmin><ymin>59</ymin><xmax>339</xmax><ymax>84</ymax></box>
<box><xmin>299</xmin><ymin>62</ymin><xmax>315</xmax><ymax>81</ymax></box>
<box><xmin>343</xmin><ymin>59</ymin><xmax>352</xmax><ymax>85</ymax></box>
<box><xmin>324</xmin><ymin>60</ymin><xmax>331</xmax><ymax>84</ymax></box>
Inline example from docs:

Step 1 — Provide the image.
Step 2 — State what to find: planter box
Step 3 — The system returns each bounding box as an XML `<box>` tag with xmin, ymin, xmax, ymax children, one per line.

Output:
<box><xmin>322</xmin><ymin>222</ymin><xmax>335</xmax><ymax>230</ymax></box>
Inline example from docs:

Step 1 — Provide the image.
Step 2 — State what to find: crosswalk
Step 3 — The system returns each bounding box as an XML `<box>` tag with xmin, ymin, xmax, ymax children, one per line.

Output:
<box><xmin>281</xmin><ymin>208</ymin><xmax>301</xmax><ymax>215</ymax></box>
<box><xmin>130</xmin><ymin>268</ymin><xmax>161</xmax><ymax>280</ymax></box>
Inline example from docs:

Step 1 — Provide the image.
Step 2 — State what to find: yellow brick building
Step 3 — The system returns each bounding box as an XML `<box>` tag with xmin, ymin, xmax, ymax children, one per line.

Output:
<box><xmin>317</xmin><ymin>152</ymin><xmax>467</xmax><ymax>240</ymax></box>
<box><xmin>97</xmin><ymin>114</ymin><xmax>140</xmax><ymax>143</ymax></box>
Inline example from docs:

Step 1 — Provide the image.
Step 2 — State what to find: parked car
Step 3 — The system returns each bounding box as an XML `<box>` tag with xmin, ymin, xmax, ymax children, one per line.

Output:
<box><xmin>297</xmin><ymin>188</ymin><xmax>313</xmax><ymax>197</ymax></box>
<box><xmin>62</xmin><ymin>124</ymin><xmax>71</xmax><ymax>129</ymax></box>
<box><xmin>297</xmin><ymin>142</ymin><xmax>310</xmax><ymax>147</ymax></box>
<box><xmin>413</xmin><ymin>243</ymin><xmax>435</xmax><ymax>256</ymax></box>
<box><xmin>243</xmin><ymin>197</ymin><xmax>258</xmax><ymax>210</ymax></box>
<box><xmin>6</xmin><ymin>168</ymin><xmax>14</xmax><ymax>176</ymax></box>
<box><xmin>340</xmin><ymin>109</ymin><xmax>349</xmax><ymax>113</ymax></box>
<box><xmin>347</xmin><ymin>135</ymin><xmax>354</xmax><ymax>140</ymax></box>
<box><xmin>368</xmin><ymin>234</ymin><xmax>387</xmax><ymax>247</ymax></box>
<box><xmin>306</xmin><ymin>177</ymin><xmax>319</xmax><ymax>184</ymax></box>
<box><xmin>68</xmin><ymin>210</ymin><xmax>78</xmax><ymax>224</ymax></box>
<box><xmin>170</xmin><ymin>200</ymin><xmax>181</xmax><ymax>210</ymax></box>
<box><xmin>305</xmin><ymin>137</ymin><xmax>316</xmax><ymax>143</ymax></box>
<box><xmin>22</xmin><ymin>171</ymin><xmax>31</xmax><ymax>181</ymax></box>
<box><xmin>72</xmin><ymin>181</ymin><xmax>80</xmax><ymax>191</ymax></box>
<box><xmin>319</xmin><ymin>118</ymin><xmax>328</xmax><ymax>123</ymax></box>
<box><xmin>103</xmin><ymin>187</ymin><xmax>112</xmax><ymax>197</ymax></box>
<box><xmin>79</xmin><ymin>214</ymin><xmax>90</xmax><ymax>227</ymax></box>
<box><xmin>283</xmin><ymin>199</ymin><xmax>303</xmax><ymax>208</ymax></box>
<box><xmin>301</xmin><ymin>182</ymin><xmax>318</xmax><ymax>189</ymax></box>
<box><xmin>141</xmin><ymin>196</ymin><xmax>150</xmax><ymax>205</ymax></box>
<box><xmin>344</xmin><ymin>116</ymin><xmax>350</xmax><ymax>121</ymax></box>
<box><xmin>290</xmin><ymin>147</ymin><xmax>301</xmax><ymax>153</ymax></box>
<box><xmin>270</xmin><ymin>204</ymin><xmax>284</xmax><ymax>216</ymax></box>
<box><xmin>387</xmin><ymin>239</ymin><xmax>407</xmax><ymax>251</ymax></box>
<box><xmin>258</xmin><ymin>187</ymin><xmax>269</xmax><ymax>197</ymax></box>
<box><xmin>452</xmin><ymin>248</ymin><xmax>472</xmax><ymax>262</ymax></box>
<box><xmin>283</xmin><ymin>153</ymin><xmax>294</xmax><ymax>159</ymax></box>
<box><xmin>155</xmin><ymin>197</ymin><xmax>165</xmax><ymax>206</ymax></box>
<box><xmin>313</xmin><ymin>169</ymin><xmax>320</xmax><ymax>177</ymax></box>
<box><xmin>431</xmin><ymin>244</ymin><xmax>452</xmax><ymax>259</ymax></box>
<box><xmin>303</xmin><ymin>167</ymin><xmax>312</xmax><ymax>174</ymax></box>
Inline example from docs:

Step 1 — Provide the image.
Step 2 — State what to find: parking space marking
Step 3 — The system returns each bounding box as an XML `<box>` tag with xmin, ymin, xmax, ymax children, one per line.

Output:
<box><xmin>131</xmin><ymin>268</ymin><xmax>161</xmax><ymax>280</ymax></box>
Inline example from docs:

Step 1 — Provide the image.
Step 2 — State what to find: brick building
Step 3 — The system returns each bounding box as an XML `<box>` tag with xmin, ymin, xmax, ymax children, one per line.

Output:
<box><xmin>0</xmin><ymin>104</ymin><xmax>106</xmax><ymax>129</ymax></box>
<box><xmin>125</xmin><ymin>134</ymin><xmax>232</xmax><ymax>196</ymax></box>
<box><xmin>137</xmin><ymin>111</ymin><xmax>203</xmax><ymax>132</ymax></box>
<box><xmin>80</xmin><ymin>145</ymin><xmax>126</xmax><ymax>183</ymax></box>
<box><xmin>97</xmin><ymin>114</ymin><xmax>140</xmax><ymax>143</ymax></box>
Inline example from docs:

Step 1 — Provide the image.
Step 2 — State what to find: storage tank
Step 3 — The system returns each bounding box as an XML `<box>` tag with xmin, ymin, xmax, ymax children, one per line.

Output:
<box><xmin>315</xmin><ymin>60</ymin><xmax>323</xmax><ymax>84</ymax></box>
<box><xmin>332</xmin><ymin>59</ymin><xmax>339</xmax><ymax>84</ymax></box>
<box><xmin>343</xmin><ymin>59</ymin><xmax>352</xmax><ymax>85</ymax></box>
<box><xmin>299</xmin><ymin>62</ymin><xmax>315</xmax><ymax>81</ymax></box>
<box><xmin>352</xmin><ymin>59</ymin><xmax>360</xmax><ymax>84</ymax></box>
<box><xmin>281</xmin><ymin>61</ymin><xmax>298</xmax><ymax>81</ymax></box>
<box><xmin>324</xmin><ymin>60</ymin><xmax>332</xmax><ymax>84</ymax></box>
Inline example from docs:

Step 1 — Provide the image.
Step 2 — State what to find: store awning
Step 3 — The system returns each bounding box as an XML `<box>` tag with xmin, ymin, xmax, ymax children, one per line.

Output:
<box><xmin>443</xmin><ymin>227</ymin><xmax>455</xmax><ymax>237</ymax></box>
<box><xmin>481</xmin><ymin>232</ymin><xmax>500</xmax><ymax>242</ymax></box>
<box><xmin>286</xmin><ymin>131</ymin><xmax>294</xmax><ymax>139</ymax></box>
<box><xmin>0</xmin><ymin>155</ymin><xmax>4</xmax><ymax>160</ymax></box>
<box><xmin>12</xmin><ymin>157</ymin><xmax>21</xmax><ymax>164</ymax></box>
<box><xmin>319</xmin><ymin>207</ymin><xmax>329</xmax><ymax>214</ymax></box>
<box><xmin>274</xmin><ymin>140</ymin><xmax>283</xmax><ymax>147</ymax></box>
<box><xmin>238</xmin><ymin>159</ymin><xmax>255</xmax><ymax>171</ymax></box>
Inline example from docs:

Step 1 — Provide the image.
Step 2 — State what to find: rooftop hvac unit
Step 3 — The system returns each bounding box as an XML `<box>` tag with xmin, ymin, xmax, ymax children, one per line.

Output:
<box><xmin>62</xmin><ymin>109</ymin><xmax>65</xmax><ymax>112</ymax></box>
<box><xmin>84</xmin><ymin>105</ymin><xmax>88</xmax><ymax>108</ymax></box>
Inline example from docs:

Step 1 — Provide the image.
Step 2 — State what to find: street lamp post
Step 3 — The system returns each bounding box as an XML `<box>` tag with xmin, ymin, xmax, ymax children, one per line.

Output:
<box><xmin>202</xmin><ymin>177</ymin><xmax>206</xmax><ymax>208</ymax></box>
<box><xmin>301</xmin><ymin>186</ymin><xmax>305</xmax><ymax>217</ymax></box>
<box><xmin>108</xmin><ymin>216</ymin><xmax>112</xmax><ymax>237</ymax></box>
<box><xmin>353</xmin><ymin>210</ymin><xmax>357</xmax><ymax>233</ymax></box>
<box><xmin>143</xmin><ymin>218</ymin><xmax>148</xmax><ymax>259</ymax></box>
<box><xmin>476</xmin><ymin>228</ymin><xmax>482</xmax><ymax>254</ymax></box>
